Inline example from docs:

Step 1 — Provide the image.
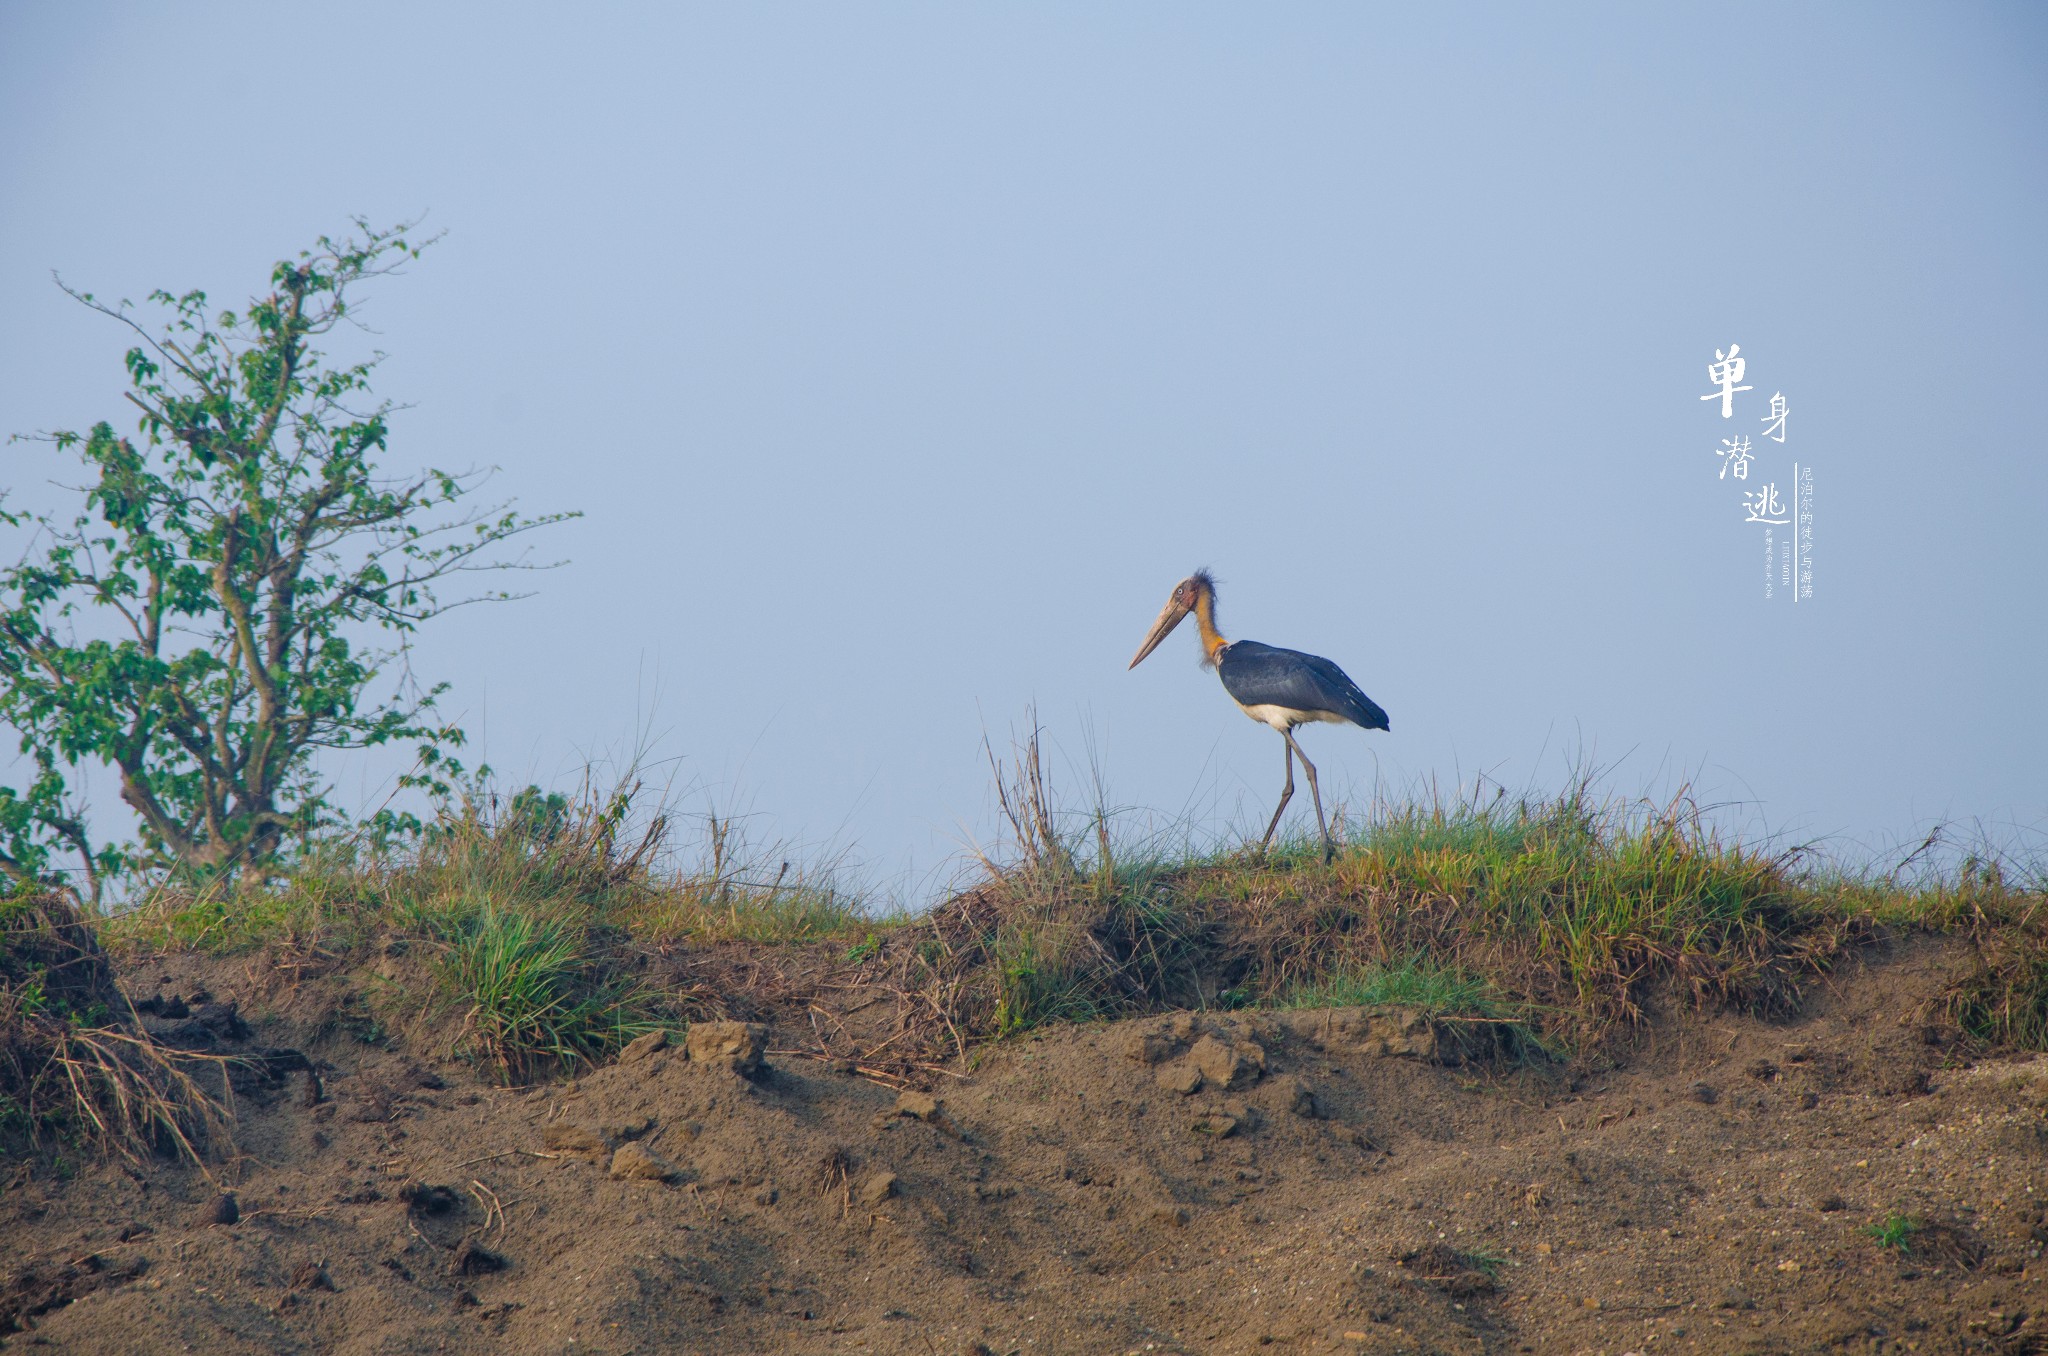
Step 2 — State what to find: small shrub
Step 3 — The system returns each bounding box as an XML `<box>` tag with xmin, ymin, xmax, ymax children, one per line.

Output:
<box><xmin>1463</xmin><ymin>1248</ymin><xmax>1507</xmax><ymax>1280</ymax></box>
<box><xmin>441</xmin><ymin>908</ymin><xmax>656</xmax><ymax>1083</ymax></box>
<box><xmin>1938</xmin><ymin>913</ymin><xmax>2048</xmax><ymax>1052</ymax></box>
<box><xmin>1866</xmin><ymin>1213</ymin><xmax>1923</xmax><ymax>1252</ymax></box>
<box><xmin>1863</xmin><ymin>1213</ymin><xmax>1986</xmax><ymax>1269</ymax></box>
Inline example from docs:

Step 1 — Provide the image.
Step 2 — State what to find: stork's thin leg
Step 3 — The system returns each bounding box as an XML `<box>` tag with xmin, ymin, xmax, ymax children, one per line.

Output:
<box><xmin>1284</xmin><ymin>729</ymin><xmax>1332</xmax><ymax>861</ymax></box>
<box><xmin>1259</xmin><ymin>736</ymin><xmax>1295</xmax><ymax>851</ymax></box>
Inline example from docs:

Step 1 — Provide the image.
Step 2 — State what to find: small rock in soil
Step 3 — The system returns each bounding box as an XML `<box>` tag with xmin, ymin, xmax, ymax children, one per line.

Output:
<box><xmin>1688</xmin><ymin>1082</ymin><xmax>1718</xmax><ymax>1104</ymax></box>
<box><xmin>1283</xmin><ymin>1007</ymin><xmax>1441</xmax><ymax>1061</ymax></box>
<box><xmin>1393</xmin><ymin>1242</ymin><xmax>1497</xmax><ymax>1298</ymax></box>
<box><xmin>617</xmin><ymin>1029</ymin><xmax>669</xmax><ymax>1065</ymax></box>
<box><xmin>1236</xmin><ymin>1012</ymin><xmax>1281</xmax><ymax>1043</ymax></box>
<box><xmin>895</xmin><ymin>1089</ymin><xmax>940</xmax><ymax>1119</ymax></box>
<box><xmin>1190</xmin><ymin>1033</ymin><xmax>1265</xmax><ymax>1089</ymax></box>
<box><xmin>892</xmin><ymin>1090</ymin><xmax>967</xmax><ymax>1139</ymax></box>
<box><xmin>1149</xmin><ymin>1202</ymin><xmax>1190</xmax><ymax>1228</ymax></box>
<box><xmin>289</xmin><ymin>1260</ymin><xmax>336</xmax><ymax>1292</ymax></box>
<box><xmin>858</xmin><ymin>1171</ymin><xmax>899</xmax><ymax>1206</ymax></box>
<box><xmin>450</xmin><ymin>1239</ymin><xmax>508</xmax><ymax>1277</ymax></box>
<box><xmin>1155</xmin><ymin>1060</ymin><xmax>1204</xmax><ymax>1095</ymax></box>
<box><xmin>1263</xmin><ymin>1074</ymin><xmax>1316</xmax><ymax>1117</ymax></box>
<box><xmin>541</xmin><ymin>1122</ymin><xmax>609</xmax><ymax>1160</ymax></box>
<box><xmin>687</xmin><ymin>1020</ymin><xmax>767</xmax><ymax>1074</ymax></box>
<box><xmin>1127</xmin><ymin>1030</ymin><xmax>1177</xmax><ymax>1065</ymax></box>
<box><xmin>1814</xmin><ymin>1192</ymin><xmax>1846</xmax><ymax>1212</ymax></box>
<box><xmin>600</xmin><ymin>1113</ymin><xmax>656</xmax><ymax>1143</ymax></box>
<box><xmin>204</xmin><ymin>1192</ymin><xmax>239</xmax><ymax>1225</ymax></box>
<box><xmin>398</xmin><ymin>1180</ymin><xmax>461</xmax><ymax>1216</ymax></box>
<box><xmin>191</xmin><ymin>1001</ymin><xmax>250</xmax><ymax>1041</ymax></box>
<box><xmin>608</xmin><ymin>1143</ymin><xmax>678</xmax><ymax>1182</ymax></box>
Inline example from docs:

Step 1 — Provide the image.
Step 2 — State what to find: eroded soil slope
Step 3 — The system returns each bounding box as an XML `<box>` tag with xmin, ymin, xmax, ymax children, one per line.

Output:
<box><xmin>4</xmin><ymin>937</ymin><xmax>2045</xmax><ymax>1355</ymax></box>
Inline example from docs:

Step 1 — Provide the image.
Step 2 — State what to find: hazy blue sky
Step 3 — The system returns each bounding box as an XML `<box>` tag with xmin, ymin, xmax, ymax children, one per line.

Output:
<box><xmin>3</xmin><ymin>3</ymin><xmax>2044</xmax><ymax>893</ymax></box>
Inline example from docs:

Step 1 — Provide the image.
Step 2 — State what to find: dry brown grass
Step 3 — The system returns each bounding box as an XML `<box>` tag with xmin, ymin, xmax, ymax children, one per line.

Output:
<box><xmin>2</xmin><ymin>894</ymin><xmax>233</xmax><ymax>1167</ymax></box>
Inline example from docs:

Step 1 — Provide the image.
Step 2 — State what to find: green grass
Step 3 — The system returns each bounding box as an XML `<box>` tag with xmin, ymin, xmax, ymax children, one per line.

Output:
<box><xmin>614</xmin><ymin>875</ymin><xmax>871</xmax><ymax>946</ymax></box>
<box><xmin>91</xmin><ymin>777</ymin><xmax>869</xmax><ymax>1083</ymax></box>
<box><xmin>102</xmin><ymin>781</ymin><xmax>871</xmax><ymax>961</ymax></box>
<box><xmin>915</xmin><ymin>782</ymin><xmax>1833</xmax><ymax>1048</ymax></box>
<box><xmin>1462</xmin><ymin>1247</ymin><xmax>1507</xmax><ymax>1280</ymax></box>
<box><xmin>1866</xmin><ymin>1213</ymin><xmax>1924</xmax><ymax>1253</ymax></box>
<box><xmin>1277</xmin><ymin>955</ymin><xmax>1504</xmax><ymax>1017</ymax></box>
<box><xmin>71</xmin><ymin>758</ymin><xmax>2048</xmax><ymax>1081</ymax></box>
<box><xmin>442</xmin><ymin>907</ymin><xmax>658</xmax><ymax>1084</ymax></box>
<box><xmin>879</xmin><ymin>761</ymin><xmax>2046</xmax><ymax>1060</ymax></box>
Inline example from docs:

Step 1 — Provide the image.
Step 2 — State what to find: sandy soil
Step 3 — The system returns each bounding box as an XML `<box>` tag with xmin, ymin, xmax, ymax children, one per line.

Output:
<box><xmin>3</xmin><ymin>936</ymin><xmax>2044</xmax><ymax>1355</ymax></box>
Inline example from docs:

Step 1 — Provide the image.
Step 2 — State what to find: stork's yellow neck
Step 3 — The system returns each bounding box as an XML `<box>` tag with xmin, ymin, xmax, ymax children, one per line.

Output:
<box><xmin>1192</xmin><ymin>589</ymin><xmax>1228</xmax><ymax>665</ymax></box>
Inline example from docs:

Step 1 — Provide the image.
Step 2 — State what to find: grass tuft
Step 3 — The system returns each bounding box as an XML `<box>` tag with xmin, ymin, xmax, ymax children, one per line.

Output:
<box><xmin>1277</xmin><ymin>955</ymin><xmax>1504</xmax><ymax>1017</ymax></box>
<box><xmin>92</xmin><ymin>774</ymin><xmax>868</xmax><ymax>1082</ymax></box>
<box><xmin>1866</xmin><ymin>1213</ymin><xmax>1924</xmax><ymax>1252</ymax></box>
<box><xmin>856</xmin><ymin>755</ymin><xmax>2045</xmax><ymax>1071</ymax></box>
<box><xmin>442</xmin><ymin>907</ymin><xmax>658</xmax><ymax>1084</ymax></box>
<box><xmin>1933</xmin><ymin>875</ymin><xmax>2047</xmax><ymax>1050</ymax></box>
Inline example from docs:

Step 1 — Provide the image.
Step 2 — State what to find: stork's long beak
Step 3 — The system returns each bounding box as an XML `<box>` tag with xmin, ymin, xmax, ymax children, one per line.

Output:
<box><xmin>1127</xmin><ymin>597</ymin><xmax>1191</xmax><ymax>669</ymax></box>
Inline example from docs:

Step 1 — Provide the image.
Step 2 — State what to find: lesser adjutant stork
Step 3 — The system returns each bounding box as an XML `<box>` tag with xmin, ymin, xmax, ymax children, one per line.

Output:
<box><xmin>1128</xmin><ymin>570</ymin><xmax>1388</xmax><ymax>861</ymax></box>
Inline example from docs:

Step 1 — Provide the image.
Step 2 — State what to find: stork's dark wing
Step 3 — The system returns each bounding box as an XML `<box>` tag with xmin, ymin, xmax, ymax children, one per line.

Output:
<box><xmin>1217</xmin><ymin>640</ymin><xmax>1390</xmax><ymax>731</ymax></box>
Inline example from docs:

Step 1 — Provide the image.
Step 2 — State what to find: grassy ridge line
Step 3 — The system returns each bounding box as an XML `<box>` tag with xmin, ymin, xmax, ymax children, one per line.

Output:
<box><xmin>101</xmin><ymin>784</ymin><xmax>868</xmax><ymax>1084</ymax></box>
<box><xmin>81</xmin><ymin>778</ymin><xmax>2048</xmax><ymax>1089</ymax></box>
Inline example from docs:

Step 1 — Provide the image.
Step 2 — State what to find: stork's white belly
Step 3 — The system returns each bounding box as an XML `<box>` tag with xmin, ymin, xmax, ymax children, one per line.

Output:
<box><xmin>1236</xmin><ymin>703</ymin><xmax>1347</xmax><ymax>732</ymax></box>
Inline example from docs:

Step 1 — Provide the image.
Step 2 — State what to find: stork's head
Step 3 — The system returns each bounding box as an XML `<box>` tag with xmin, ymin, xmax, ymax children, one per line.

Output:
<box><xmin>1127</xmin><ymin>570</ymin><xmax>1216</xmax><ymax>669</ymax></box>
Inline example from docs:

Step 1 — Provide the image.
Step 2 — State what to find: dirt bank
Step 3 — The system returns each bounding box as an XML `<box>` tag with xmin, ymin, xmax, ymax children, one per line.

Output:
<box><xmin>3</xmin><ymin>935</ymin><xmax>2044</xmax><ymax>1354</ymax></box>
